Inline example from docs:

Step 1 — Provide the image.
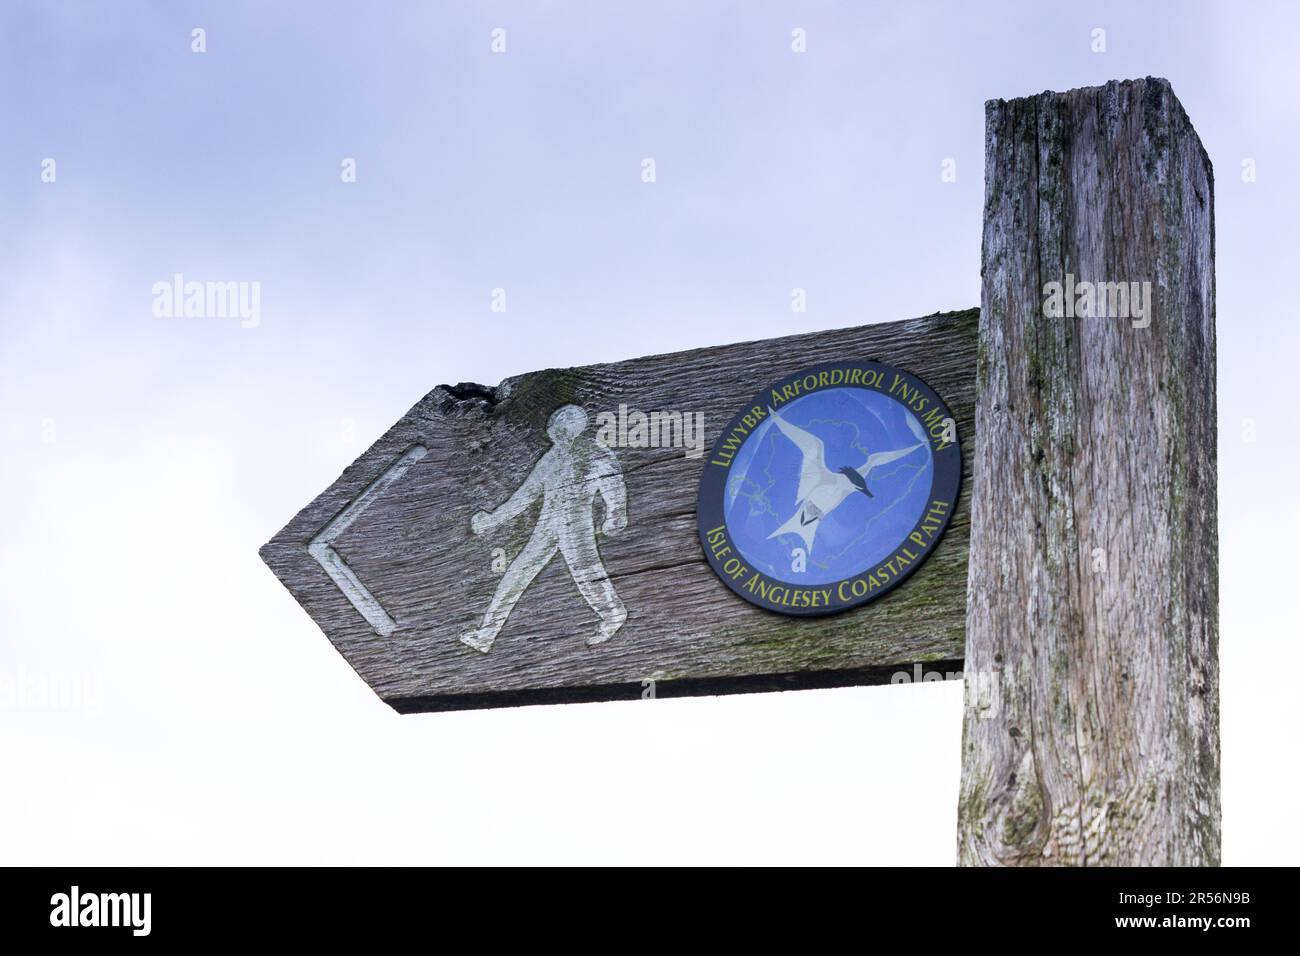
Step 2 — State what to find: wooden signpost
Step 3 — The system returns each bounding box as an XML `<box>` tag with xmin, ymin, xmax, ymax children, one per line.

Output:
<box><xmin>958</xmin><ymin>78</ymin><xmax>1218</xmax><ymax>866</ymax></box>
<box><xmin>262</xmin><ymin>77</ymin><xmax>1218</xmax><ymax>866</ymax></box>
<box><xmin>262</xmin><ymin>310</ymin><xmax>978</xmax><ymax>711</ymax></box>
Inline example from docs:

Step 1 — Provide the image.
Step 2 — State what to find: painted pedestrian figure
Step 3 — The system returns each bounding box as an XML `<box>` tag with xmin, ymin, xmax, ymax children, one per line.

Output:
<box><xmin>462</xmin><ymin>405</ymin><xmax>628</xmax><ymax>653</ymax></box>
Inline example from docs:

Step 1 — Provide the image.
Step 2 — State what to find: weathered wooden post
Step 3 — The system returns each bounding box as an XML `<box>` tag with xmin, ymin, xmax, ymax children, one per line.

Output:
<box><xmin>958</xmin><ymin>78</ymin><xmax>1218</xmax><ymax>865</ymax></box>
<box><xmin>262</xmin><ymin>74</ymin><xmax>1220</xmax><ymax>867</ymax></box>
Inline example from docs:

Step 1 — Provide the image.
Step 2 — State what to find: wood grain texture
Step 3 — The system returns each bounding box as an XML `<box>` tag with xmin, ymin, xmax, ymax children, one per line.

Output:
<box><xmin>261</xmin><ymin>310</ymin><xmax>978</xmax><ymax>712</ymax></box>
<box><xmin>958</xmin><ymin>78</ymin><xmax>1218</xmax><ymax>865</ymax></box>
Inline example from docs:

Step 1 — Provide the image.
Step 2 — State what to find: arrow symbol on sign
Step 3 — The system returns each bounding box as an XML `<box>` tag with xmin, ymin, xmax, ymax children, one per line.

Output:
<box><xmin>307</xmin><ymin>444</ymin><xmax>428</xmax><ymax>637</ymax></box>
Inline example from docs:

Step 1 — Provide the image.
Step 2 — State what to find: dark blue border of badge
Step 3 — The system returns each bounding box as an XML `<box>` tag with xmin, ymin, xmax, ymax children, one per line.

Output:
<box><xmin>696</xmin><ymin>360</ymin><xmax>962</xmax><ymax>617</ymax></box>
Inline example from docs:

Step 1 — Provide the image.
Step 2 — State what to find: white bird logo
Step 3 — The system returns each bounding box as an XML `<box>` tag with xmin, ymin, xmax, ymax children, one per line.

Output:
<box><xmin>764</xmin><ymin>405</ymin><xmax>928</xmax><ymax>555</ymax></box>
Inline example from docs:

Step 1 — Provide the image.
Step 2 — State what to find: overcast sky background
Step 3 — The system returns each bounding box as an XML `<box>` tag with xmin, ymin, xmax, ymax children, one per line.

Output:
<box><xmin>2</xmin><ymin>1</ymin><xmax>1296</xmax><ymax>864</ymax></box>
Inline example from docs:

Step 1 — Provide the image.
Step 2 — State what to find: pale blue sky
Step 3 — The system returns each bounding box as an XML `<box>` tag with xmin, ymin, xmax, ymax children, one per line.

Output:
<box><xmin>2</xmin><ymin>1</ymin><xmax>1296</xmax><ymax>863</ymax></box>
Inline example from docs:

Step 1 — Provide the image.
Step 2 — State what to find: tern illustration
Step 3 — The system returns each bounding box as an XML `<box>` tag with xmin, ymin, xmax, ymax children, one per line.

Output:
<box><xmin>765</xmin><ymin>405</ymin><xmax>928</xmax><ymax>554</ymax></box>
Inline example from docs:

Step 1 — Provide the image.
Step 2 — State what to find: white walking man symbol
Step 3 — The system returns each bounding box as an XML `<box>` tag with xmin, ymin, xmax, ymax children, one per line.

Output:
<box><xmin>461</xmin><ymin>404</ymin><xmax>629</xmax><ymax>653</ymax></box>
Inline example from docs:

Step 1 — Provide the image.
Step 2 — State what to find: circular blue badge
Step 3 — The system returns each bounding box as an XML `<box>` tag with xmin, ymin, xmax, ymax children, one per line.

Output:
<box><xmin>697</xmin><ymin>361</ymin><xmax>961</xmax><ymax>616</ymax></box>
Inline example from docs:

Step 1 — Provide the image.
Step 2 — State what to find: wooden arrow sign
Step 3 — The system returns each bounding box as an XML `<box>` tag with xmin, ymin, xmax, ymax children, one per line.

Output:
<box><xmin>260</xmin><ymin>75</ymin><xmax>1220</xmax><ymax>866</ymax></box>
<box><xmin>261</xmin><ymin>308</ymin><xmax>977</xmax><ymax>712</ymax></box>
